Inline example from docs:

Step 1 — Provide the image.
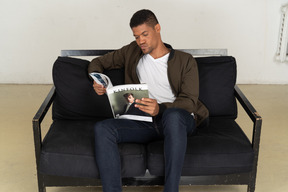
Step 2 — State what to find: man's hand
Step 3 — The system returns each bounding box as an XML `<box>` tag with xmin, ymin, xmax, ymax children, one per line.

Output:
<box><xmin>93</xmin><ymin>81</ymin><xmax>106</xmax><ymax>95</ymax></box>
<box><xmin>135</xmin><ymin>98</ymin><xmax>159</xmax><ymax>116</ymax></box>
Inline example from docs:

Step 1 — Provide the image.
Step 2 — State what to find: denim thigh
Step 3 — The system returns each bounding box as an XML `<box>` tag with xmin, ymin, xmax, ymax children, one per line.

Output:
<box><xmin>94</xmin><ymin>118</ymin><xmax>160</xmax><ymax>144</ymax></box>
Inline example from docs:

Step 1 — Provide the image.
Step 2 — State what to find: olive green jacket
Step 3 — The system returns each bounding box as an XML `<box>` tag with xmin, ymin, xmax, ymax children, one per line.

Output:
<box><xmin>88</xmin><ymin>41</ymin><xmax>209</xmax><ymax>126</ymax></box>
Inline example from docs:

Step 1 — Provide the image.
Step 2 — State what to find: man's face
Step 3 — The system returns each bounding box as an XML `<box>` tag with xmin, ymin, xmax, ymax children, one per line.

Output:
<box><xmin>132</xmin><ymin>23</ymin><xmax>160</xmax><ymax>55</ymax></box>
<box><xmin>127</xmin><ymin>95</ymin><xmax>135</xmax><ymax>103</ymax></box>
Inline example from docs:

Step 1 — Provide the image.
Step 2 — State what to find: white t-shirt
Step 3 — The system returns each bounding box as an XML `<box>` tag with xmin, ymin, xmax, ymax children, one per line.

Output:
<box><xmin>136</xmin><ymin>53</ymin><xmax>176</xmax><ymax>104</ymax></box>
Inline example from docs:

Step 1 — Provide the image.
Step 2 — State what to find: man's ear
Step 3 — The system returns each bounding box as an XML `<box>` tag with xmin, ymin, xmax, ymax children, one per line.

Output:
<box><xmin>155</xmin><ymin>24</ymin><xmax>161</xmax><ymax>33</ymax></box>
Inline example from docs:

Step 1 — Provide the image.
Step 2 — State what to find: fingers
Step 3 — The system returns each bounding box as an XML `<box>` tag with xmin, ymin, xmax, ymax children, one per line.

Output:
<box><xmin>93</xmin><ymin>81</ymin><xmax>106</xmax><ymax>95</ymax></box>
<box><xmin>135</xmin><ymin>98</ymin><xmax>159</xmax><ymax>116</ymax></box>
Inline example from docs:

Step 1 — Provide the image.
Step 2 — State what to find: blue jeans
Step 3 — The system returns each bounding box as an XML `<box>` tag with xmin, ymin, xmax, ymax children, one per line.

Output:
<box><xmin>94</xmin><ymin>108</ymin><xmax>196</xmax><ymax>192</ymax></box>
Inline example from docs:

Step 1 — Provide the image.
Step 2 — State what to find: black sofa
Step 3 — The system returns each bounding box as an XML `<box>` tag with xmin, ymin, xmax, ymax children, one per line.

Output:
<box><xmin>33</xmin><ymin>49</ymin><xmax>262</xmax><ymax>192</ymax></box>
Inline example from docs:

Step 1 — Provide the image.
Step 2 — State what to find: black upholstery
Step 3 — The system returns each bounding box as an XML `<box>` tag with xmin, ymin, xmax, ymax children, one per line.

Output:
<box><xmin>52</xmin><ymin>56</ymin><xmax>237</xmax><ymax>120</ymax></box>
<box><xmin>197</xmin><ymin>56</ymin><xmax>237</xmax><ymax>118</ymax></box>
<box><xmin>147</xmin><ymin>118</ymin><xmax>254</xmax><ymax>176</ymax></box>
<box><xmin>39</xmin><ymin>56</ymin><xmax>253</xmax><ymax>179</ymax></box>
<box><xmin>52</xmin><ymin>57</ymin><xmax>113</xmax><ymax>120</ymax></box>
<box><xmin>33</xmin><ymin>51</ymin><xmax>262</xmax><ymax>192</ymax></box>
<box><xmin>39</xmin><ymin>118</ymin><xmax>254</xmax><ymax>178</ymax></box>
<box><xmin>40</xmin><ymin>120</ymin><xmax>146</xmax><ymax>178</ymax></box>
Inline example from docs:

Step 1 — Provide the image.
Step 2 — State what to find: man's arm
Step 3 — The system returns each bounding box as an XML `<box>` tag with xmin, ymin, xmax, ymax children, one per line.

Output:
<box><xmin>88</xmin><ymin>50</ymin><xmax>125</xmax><ymax>74</ymax></box>
<box><xmin>162</xmin><ymin>54</ymin><xmax>199</xmax><ymax>114</ymax></box>
<box><xmin>88</xmin><ymin>44</ymin><xmax>131</xmax><ymax>95</ymax></box>
<box><xmin>88</xmin><ymin>42</ymin><xmax>135</xmax><ymax>74</ymax></box>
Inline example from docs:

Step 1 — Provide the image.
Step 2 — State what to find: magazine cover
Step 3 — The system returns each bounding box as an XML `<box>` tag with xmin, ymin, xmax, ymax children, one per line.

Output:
<box><xmin>90</xmin><ymin>73</ymin><xmax>152</xmax><ymax>122</ymax></box>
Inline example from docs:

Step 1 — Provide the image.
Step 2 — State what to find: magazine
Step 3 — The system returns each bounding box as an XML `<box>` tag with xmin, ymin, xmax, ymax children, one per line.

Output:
<box><xmin>90</xmin><ymin>72</ymin><xmax>152</xmax><ymax>122</ymax></box>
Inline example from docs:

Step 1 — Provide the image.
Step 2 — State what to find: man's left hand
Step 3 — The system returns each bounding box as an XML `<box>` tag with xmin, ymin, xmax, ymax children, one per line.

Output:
<box><xmin>135</xmin><ymin>98</ymin><xmax>159</xmax><ymax>116</ymax></box>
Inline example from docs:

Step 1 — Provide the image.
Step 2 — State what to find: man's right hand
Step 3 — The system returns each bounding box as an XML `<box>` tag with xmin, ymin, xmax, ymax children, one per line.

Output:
<box><xmin>93</xmin><ymin>81</ymin><xmax>106</xmax><ymax>95</ymax></box>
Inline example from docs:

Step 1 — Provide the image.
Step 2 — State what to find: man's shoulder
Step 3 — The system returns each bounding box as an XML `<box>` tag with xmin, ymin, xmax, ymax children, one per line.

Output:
<box><xmin>170</xmin><ymin>50</ymin><xmax>194</xmax><ymax>62</ymax></box>
<box><xmin>124</xmin><ymin>41</ymin><xmax>139</xmax><ymax>49</ymax></box>
<box><xmin>168</xmin><ymin>49</ymin><xmax>197</xmax><ymax>68</ymax></box>
<box><xmin>120</xmin><ymin>41</ymin><xmax>141</xmax><ymax>54</ymax></box>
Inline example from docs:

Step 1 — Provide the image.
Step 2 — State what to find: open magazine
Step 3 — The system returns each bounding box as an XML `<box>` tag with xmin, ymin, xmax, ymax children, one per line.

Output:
<box><xmin>90</xmin><ymin>72</ymin><xmax>152</xmax><ymax>122</ymax></box>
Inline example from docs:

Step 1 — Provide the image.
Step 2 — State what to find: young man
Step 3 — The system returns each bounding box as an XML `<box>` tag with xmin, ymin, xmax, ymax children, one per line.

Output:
<box><xmin>88</xmin><ymin>9</ymin><xmax>209</xmax><ymax>192</ymax></box>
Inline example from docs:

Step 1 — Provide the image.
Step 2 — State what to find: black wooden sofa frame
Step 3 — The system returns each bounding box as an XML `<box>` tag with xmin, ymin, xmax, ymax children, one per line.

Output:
<box><xmin>32</xmin><ymin>49</ymin><xmax>262</xmax><ymax>192</ymax></box>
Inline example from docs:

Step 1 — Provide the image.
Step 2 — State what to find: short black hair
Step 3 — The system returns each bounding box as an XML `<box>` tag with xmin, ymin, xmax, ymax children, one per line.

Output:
<box><xmin>129</xmin><ymin>9</ymin><xmax>159</xmax><ymax>28</ymax></box>
<box><xmin>123</xmin><ymin>93</ymin><xmax>134</xmax><ymax>102</ymax></box>
<box><xmin>123</xmin><ymin>93</ymin><xmax>133</xmax><ymax>98</ymax></box>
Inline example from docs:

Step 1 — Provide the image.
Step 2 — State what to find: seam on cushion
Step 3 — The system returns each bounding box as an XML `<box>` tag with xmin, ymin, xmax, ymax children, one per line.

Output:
<box><xmin>148</xmin><ymin>164</ymin><xmax>253</xmax><ymax>168</ymax></box>
<box><xmin>41</xmin><ymin>151</ymin><xmax>95</xmax><ymax>158</ymax></box>
<box><xmin>183</xmin><ymin>164</ymin><xmax>254</xmax><ymax>168</ymax></box>
<box><xmin>149</xmin><ymin>151</ymin><xmax>253</xmax><ymax>155</ymax></box>
<box><xmin>42</xmin><ymin>151</ymin><xmax>144</xmax><ymax>158</ymax></box>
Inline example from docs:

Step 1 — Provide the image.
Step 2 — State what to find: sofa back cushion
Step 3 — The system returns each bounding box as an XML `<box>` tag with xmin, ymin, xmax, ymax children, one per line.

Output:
<box><xmin>52</xmin><ymin>57</ymin><xmax>122</xmax><ymax>120</ymax></box>
<box><xmin>52</xmin><ymin>55</ymin><xmax>237</xmax><ymax>120</ymax></box>
<box><xmin>196</xmin><ymin>56</ymin><xmax>237</xmax><ymax>118</ymax></box>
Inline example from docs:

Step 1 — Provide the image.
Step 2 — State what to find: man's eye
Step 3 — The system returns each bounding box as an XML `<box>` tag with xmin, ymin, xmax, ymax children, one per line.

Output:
<box><xmin>143</xmin><ymin>33</ymin><xmax>148</xmax><ymax>36</ymax></box>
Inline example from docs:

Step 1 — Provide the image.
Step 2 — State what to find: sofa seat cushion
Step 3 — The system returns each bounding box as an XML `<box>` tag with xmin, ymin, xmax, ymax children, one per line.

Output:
<box><xmin>147</xmin><ymin>118</ymin><xmax>254</xmax><ymax>176</ymax></box>
<box><xmin>39</xmin><ymin>120</ymin><xmax>147</xmax><ymax>178</ymax></box>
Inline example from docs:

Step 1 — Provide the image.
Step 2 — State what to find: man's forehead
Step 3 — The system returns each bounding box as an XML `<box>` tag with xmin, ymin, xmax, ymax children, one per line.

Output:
<box><xmin>132</xmin><ymin>24</ymin><xmax>153</xmax><ymax>35</ymax></box>
<box><xmin>133</xmin><ymin>31</ymin><xmax>148</xmax><ymax>37</ymax></box>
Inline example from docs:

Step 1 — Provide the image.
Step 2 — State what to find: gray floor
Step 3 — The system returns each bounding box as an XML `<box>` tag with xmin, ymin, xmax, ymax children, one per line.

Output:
<box><xmin>0</xmin><ymin>84</ymin><xmax>287</xmax><ymax>192</ymax></box>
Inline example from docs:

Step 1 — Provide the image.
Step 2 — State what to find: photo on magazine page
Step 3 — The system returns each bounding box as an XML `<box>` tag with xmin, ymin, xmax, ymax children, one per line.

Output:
<box><xmin>106</xmin><ymin>84</ymin><xmax>152</xmax><ymax>122</ymax></box>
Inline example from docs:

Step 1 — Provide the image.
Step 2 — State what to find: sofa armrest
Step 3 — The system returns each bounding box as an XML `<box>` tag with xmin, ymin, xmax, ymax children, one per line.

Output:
<box><xmin>234</xmin><ymin>85</ymin><xmax>262</xmax><ymax>149</ymax></box>
<box><xmin>234</xmin><ymin>85</ymin><xmax>262</xmax><ymax>148</ymax></box>
<box><xmin>234</xmin><ymin>85</ymin><xmax>262</xmax><ymax>190</ymax></box>
<box><xmin>234</xmin><ymin>85</ymin><xmax>261</xmax><ymax>122</ymax></box>
<box><xmin>32</xmin><ymin>86</ymin><xmax>55</xmax><ymax>166</ymax></box>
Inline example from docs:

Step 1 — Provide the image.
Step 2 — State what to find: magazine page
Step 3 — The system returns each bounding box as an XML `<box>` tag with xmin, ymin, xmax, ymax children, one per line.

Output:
<box><xmin>106</xmin><ymin>84</ymin><xmax>152</xmax><ymax>122</ymax></box>
<box><xmin>89</xmin><ymin>72</ymin><xmax>113</xmax><ymax>89</ymax></box>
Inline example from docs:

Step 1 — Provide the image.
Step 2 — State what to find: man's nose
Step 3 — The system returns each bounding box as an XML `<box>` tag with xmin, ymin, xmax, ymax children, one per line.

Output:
<box><xmin>139</xmin><ymin>36</ymin><xmax>145</xmax><ymax>44</ymax></box>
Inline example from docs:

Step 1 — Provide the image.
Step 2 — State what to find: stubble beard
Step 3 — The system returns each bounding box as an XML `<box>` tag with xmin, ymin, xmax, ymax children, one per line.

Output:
<box><xmin>141</xmin><ymin>46</ymin><xmax>153</xmax><ymax>55</ymax></box>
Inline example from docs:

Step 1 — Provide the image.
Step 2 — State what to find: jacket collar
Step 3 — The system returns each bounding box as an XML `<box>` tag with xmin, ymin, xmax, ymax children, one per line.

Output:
<box><xmin>164</xmin><ymin>43</ymin><xmax>175</xmax><ymax>61</ymax></box>
<box><xmin>137</xmin><ymin>42</ymin><xmax>175</xmax><ymax>60</ymax></box>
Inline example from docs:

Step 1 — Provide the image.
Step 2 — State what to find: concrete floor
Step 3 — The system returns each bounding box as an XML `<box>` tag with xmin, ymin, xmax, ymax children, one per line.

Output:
<box><xmin>0</xmin><ymin>84</ymin><xmax>287</xmax><ymax>192</ymax></box>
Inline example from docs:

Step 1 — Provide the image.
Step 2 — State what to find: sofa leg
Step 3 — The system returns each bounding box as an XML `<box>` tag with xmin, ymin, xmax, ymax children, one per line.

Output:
<box><xmin>247</xmin><ymin>175</ymin><xmax>256</xmax><ymax>192</ymax></box>
<box><xmin>38</xmin><ymin>185</ymin><xmax>46</xmax><ymax>192</ymax></box>
<box><xmin>247</xmin><ymin>183</ymin><xmax>255</xmax><ymax>192</ymax></box>
<box><xmin>37</xmin><ymin>174</ymin><xmax>46</xmax><ymax>192</ymax></box>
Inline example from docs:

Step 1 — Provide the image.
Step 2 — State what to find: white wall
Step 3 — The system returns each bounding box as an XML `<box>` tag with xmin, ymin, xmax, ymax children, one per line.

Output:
<box><xmin>0</xmin><ymin>0</ymin><xmax>287</xmax><ymax>84</ymax></box>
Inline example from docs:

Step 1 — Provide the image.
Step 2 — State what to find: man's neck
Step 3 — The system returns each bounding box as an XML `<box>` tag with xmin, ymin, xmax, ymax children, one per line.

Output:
<box><xmin>150</xmin><ymin>42</ymin><xmax>170</xmax><ymax>59</ymax></box>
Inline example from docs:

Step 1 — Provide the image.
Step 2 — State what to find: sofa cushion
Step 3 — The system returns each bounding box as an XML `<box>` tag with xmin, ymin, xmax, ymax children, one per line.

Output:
<box><xmin>147</xmin><ymin>118</ymin><xmax>254</xmax><ymax>176</ymax></box>
<box><xmin>52</xmin><ymin>56</ymin><xmax>237</xmax><ymax>120</ymax></box>
<box><xmin>196</xmin><ymin>56</ymin><xmax>237</xmax><ymax>118</ymax></box>
<box><xmin>39</xmin><ymin>120</ymin><xmax>147</xmax><ymax>178</ymax></box>
<box><xmin>52</xmin><ymin>57</ymin><xmax>125</xmax><ymax>120</ymax></box>
<box><xmin>52</xmin><ymin>57</ymin><xmax>112</xmax><ymax>120</ymax></box>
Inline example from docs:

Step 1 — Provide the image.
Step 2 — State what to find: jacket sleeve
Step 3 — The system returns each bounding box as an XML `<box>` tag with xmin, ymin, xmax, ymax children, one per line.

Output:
<box><xmin>88</xmin><ymin>44</ymin><xmax>130</xmax><ymax>73</ymax></box>
<box><xmin>158</xmin><ymin>54</ymin><xmax>199</xmax><ymax>115</ymax></box>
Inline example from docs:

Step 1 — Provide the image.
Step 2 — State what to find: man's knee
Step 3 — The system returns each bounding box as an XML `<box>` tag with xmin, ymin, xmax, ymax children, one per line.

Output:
<box><xmin>161</xmin><ymin>108</ymin><xmax>195</xmax><ymax>135</ymax></box>
<box><xmin>162</xmin><ymin>108</ymin><xmax>189</xmax><ymax>122</ymax></box>
<box><xmin>94</xmin><ymin>119</ymin><xmax>117</xmax><ymax>140</ymax></box>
